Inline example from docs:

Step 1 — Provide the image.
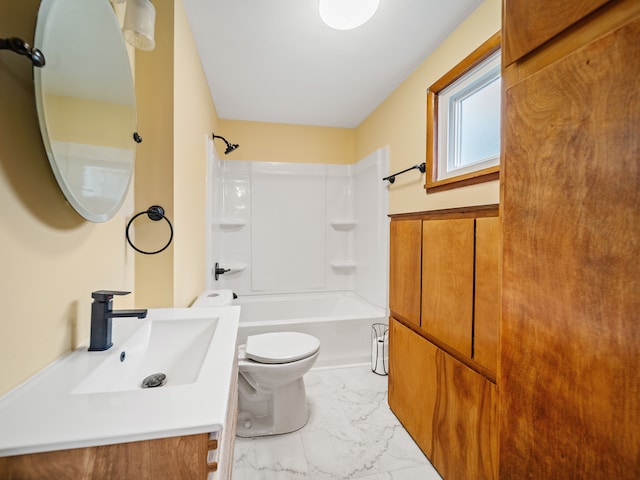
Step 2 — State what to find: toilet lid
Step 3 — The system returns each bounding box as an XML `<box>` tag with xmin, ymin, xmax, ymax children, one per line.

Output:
<box><xmin>245</xmin><ymin>332</ymin><xmax>320</xmax><ymax>364</ymax></box>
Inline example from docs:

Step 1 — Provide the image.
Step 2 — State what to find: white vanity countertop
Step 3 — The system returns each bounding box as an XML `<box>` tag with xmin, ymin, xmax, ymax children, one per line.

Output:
<box><xmin>0</xmin><ymin>306</ymin><xmax>239</xmax><ymax>457</ymax></box>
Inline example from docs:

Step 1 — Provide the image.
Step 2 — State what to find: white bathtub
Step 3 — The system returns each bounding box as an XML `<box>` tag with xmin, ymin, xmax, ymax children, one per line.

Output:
<box><xmin>233</xmin><ymin>292</ymin><xmax>388</xmax><ymax>369</ymax></box>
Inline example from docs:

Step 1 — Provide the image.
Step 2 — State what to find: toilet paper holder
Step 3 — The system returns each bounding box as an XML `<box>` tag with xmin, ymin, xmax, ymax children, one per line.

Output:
<box><xmin>371</xmin><ymin>323</ymin><xmax>389</xmax><ymax>376</ymax></box>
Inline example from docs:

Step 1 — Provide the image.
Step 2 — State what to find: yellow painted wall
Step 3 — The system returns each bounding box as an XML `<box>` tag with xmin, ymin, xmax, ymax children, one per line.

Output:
<box><xmin>134</xmin><ymin>0</ymin><xmax>175</xmax><ymax>308</ymax></box>
<box><xmin>173</xmin><ymin>0</ymin><xmax>220</xmax><ymax>307</ymax></box>
<box><xmin>0</xmin><ymin>1</ymin><xmax>135</xmax><ymax>396</ymax></box>
<box><xmin>134</xmin><ymin>0</ymin><xmax>220</xmax><ymax>308</ymax></box>
<box><xmin>218</xmin><ymin>120</ymin><xmax>355</xmax><ymax>165</ymax></box>
<box><xmin>357</xmin><ymin>0</ymin><xmax>501</xmax><ymax>214</ymax></box>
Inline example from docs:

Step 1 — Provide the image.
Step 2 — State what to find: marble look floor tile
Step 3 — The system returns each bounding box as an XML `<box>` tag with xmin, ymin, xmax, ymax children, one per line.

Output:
<box><xmin>336</xmin><ymin>388</ymin><xmax>397</xmax><ymax>426</ymax></box>
<box><xmin>305</xmin><ymin>394</ymin><xmax>351</xmax><ymax>432</ymax></box>
<box><xmin>358</xmin><ymin>465</ymin><xmax>443</xmax><ymax>480</ymax></box>
<box><xmin>233</xmin><ymin>366</ymin><xmax>441</xmax><ymax>480</ymax></box>
<box><xmin>302</xmin><ymin>423</ymin><xmax>427</xmax><ymax>479</ymax></box>
<box><xmin>233</xmin><ymin>433</ymin><xmax>309</xmax><ymax>480</ymax></box>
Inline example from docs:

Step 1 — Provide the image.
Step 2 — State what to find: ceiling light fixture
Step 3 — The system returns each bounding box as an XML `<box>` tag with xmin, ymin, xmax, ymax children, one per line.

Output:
<box><xmin>319</xmin><ymin>0</ymin><xmax>380</xmax><ymax>31</ymax></box>
<box><xmin>122</xmin><ymin>0</ymin><xmax>156</xmax><ymax>51</ymax></box>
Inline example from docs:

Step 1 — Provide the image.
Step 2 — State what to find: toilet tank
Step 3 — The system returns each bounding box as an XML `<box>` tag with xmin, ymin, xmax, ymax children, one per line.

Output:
<box><xmin>192</xmin><ymin>290</ymin><xmax>235</xmax><ymax>307</ymax></box>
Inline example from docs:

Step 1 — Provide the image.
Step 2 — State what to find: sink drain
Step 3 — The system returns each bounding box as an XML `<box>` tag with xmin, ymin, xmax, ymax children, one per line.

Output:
<box><xmin>141</xmin><ymin>373</ymin><xmax>167</xmax><ymax>388</ymax></box>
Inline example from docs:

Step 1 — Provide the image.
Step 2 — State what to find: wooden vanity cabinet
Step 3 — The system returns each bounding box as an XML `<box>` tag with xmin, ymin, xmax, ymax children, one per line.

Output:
<box><xmin>0</xmin><ymin>434</ymin><xmax>212</xmax><ymax>480</ymax></box>
<box><xmin>0</xmin><ymin>357</ymin><xmax>239</xmax><ymax>480</ymax></box>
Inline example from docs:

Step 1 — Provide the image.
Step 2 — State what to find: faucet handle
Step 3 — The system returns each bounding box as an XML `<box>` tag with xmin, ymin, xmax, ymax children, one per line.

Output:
<box><xmin>92</xmin><ymin>290</ymin><xmax>131</xmax><ymax>302</ymax></box>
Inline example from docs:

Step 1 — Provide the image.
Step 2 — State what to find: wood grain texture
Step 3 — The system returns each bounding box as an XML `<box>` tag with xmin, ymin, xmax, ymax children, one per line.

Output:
<box><xmin>0</xmin><ymin>434</ymin><xmax>209</xmax><ymax>480</ymax></box>
<box><xmin>473</xmin><ymin>216</ymin><xmax>501</xmax><ymax>374</ymax></box>
<box><xmin>389</xmin><ymin>219</ymin><xmax>422</xmax><ymax>326</ymax></box>
<box><xmin>389</xmin><ymin>318</ymin><xmax>498</xmax><ymax>480</ymax></box>
<box><xmin>422</xmin><ymin>218</ymin><xmax>474</xmax><ymax>356</ymax></box>
<box><xmin>388</xmin><ymin>317</ymin><xmax>438</xmax><ymax>457</ymax></box>
<box><xmin>500</xmin><ymin>7</ymin><xmax>640</xmax><ymax>478</ymax></box>
<box><xmin>503</xmin><ymin>0</ymin><xmax>611</xmax><ymax>65</ymax></box>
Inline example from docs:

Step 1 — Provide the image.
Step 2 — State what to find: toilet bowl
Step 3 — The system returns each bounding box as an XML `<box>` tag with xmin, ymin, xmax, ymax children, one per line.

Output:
<box><xmin>191</xmin><ymin>290</ymin><xmax>321</xmax><ymax>437</ymax></box>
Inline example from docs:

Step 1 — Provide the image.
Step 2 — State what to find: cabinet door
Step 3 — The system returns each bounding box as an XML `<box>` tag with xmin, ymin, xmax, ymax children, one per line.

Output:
<box><xmin>503</xmin><ymin>0</ymin><xmax>611</xmax><ymax>65</ymax></box>
<box><xmin>501</xmin><ymin>9</ymin><xmax>640</xmax><ymax>478</ymax></box>
<box><xmin>473</xmin><ymin>216</ymin><xmax>500</xmax><ymax>373</ymax></box>
<box><xmin>422</xmin><ymin>218</ymin><xmax>474</xmax><ymax>356</ymax></box>
<box><xmin>388</xmin><ymin>318</ymin><xmax>498</xmax><ymax>480</ymax></box>
<box><xmin>389</xmin><ymin>219</ymin><xmax>422</xmax><ymax>327</ymax></box>
<box><xmin>388</xmin><ymin>317</ymin><xmax>438</xmax><ymax>456</ymax></box>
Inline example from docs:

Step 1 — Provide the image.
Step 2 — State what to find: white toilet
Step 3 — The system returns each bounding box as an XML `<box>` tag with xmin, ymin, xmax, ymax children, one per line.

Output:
<box><xmin>191</xmin><ymin>290</ymin><xmax>321</xmax><ymax>437</ymax></box>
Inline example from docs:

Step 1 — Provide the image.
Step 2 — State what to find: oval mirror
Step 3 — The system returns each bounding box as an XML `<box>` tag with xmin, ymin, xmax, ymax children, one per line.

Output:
<box><xmin>34</xmin><ymin>0</ymin><xmax>137</xmax><ymax>223</ymax></box>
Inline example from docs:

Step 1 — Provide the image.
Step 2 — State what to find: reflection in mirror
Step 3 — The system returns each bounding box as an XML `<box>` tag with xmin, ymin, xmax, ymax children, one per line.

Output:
<box><xmin>34</xmin><ymin>0</ymin><xmax>137</xmax><ymax>222</ymax></box>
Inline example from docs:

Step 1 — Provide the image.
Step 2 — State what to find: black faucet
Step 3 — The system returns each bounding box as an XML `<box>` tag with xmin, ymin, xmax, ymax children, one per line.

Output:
<box><xmin>89</xmin><ymin>290</ymin><xmax>148</xmax><ymax>351</ymax></box>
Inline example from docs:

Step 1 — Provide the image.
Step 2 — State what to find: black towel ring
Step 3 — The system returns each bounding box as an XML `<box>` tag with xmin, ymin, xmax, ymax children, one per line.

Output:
<box><xmin>126</xmin><ymin>205</ymin><xmax>174</xmax><ymax>255</ymax></box>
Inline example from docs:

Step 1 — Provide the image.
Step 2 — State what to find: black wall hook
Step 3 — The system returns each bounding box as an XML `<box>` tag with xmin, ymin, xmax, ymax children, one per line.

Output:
<box><xmin>0</xmin><ymin>37</ymin><xmax>45</xmax><ymax>67</ymax></box>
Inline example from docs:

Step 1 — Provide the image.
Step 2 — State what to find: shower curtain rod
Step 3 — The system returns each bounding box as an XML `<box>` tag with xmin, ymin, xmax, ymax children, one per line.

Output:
<box><xmin>382</xmin><ymin>163</ymin><xmax>425</xmax><ymax>184</ymax></box>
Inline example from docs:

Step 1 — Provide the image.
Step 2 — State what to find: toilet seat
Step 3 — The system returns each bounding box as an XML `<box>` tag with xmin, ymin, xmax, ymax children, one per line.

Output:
<box><xmin>244</xmin><ymin>332</ymin><xmax>320</xmax><ymax>364</ymax></box>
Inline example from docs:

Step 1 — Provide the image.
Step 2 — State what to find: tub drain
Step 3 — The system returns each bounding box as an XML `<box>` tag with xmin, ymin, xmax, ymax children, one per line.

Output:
<box><xmin>142</xmin><ymin>373</ymin><xmax>167</xmax><ymax>388</ymax></box>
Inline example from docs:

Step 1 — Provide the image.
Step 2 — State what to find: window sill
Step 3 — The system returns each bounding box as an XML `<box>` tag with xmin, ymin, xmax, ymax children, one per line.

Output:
<box><xmin>425</xmin><ymin>165</ymin><xmax>499</xmax><ymax>194</ymax></box>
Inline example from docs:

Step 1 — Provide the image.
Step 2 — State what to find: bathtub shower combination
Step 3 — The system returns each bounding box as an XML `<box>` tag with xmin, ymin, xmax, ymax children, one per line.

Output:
<box><xmin>203</xmin><ymin>146</ymin><xmax>390</xmax><ymax>435</ymax></box>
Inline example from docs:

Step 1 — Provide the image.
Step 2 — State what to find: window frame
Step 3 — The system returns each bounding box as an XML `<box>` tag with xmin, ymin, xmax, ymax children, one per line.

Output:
<box><xmin>425</xmin><ymin>31</ymin><xmax>502</xmax><ymax>193</ymax></box>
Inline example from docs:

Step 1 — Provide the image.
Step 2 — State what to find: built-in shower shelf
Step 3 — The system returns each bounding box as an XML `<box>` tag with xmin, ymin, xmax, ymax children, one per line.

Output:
<box><xmin>330</xmin><ymin>260</ymin><xmax>357</xmax><ymax>271</ymax></box>
<box><xmin>330</xmin><ymin>220</ymin><xmax>357</xmax><ymax>231</ymax></box>
<box><xmin>216</xmin><ymin>218</ymin><xmax>247</xmax><ymax>228</ymax></box>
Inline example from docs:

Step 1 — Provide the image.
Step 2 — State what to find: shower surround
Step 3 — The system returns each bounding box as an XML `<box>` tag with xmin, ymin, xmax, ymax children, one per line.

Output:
<box><xmin>206</xmin><ymin>148</ymin><xmax>390</xmax><ymax>311</ymax></box>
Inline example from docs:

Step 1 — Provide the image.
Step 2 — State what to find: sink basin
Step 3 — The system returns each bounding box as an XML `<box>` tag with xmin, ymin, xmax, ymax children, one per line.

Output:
<box><xmin>72</xmin><ymin>317</ymin><xmax>218</xmax><ymax>394</ymax></box>
<box><xmin>0</xmin><ymin>306</ymin><xmax>240</xmax><ymax>457</ymax></box>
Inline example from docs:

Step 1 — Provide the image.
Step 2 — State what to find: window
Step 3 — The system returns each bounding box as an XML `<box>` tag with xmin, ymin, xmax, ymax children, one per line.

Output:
<box><xmin>426</xmin><ymin>32</ymin><xmax>501</xmax><ymax>192</ymax></box>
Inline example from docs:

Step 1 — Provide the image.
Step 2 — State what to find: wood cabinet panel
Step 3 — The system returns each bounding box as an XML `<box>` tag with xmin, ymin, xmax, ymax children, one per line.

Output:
<box><xmin>473</xmin><ymin>217</ymin><xmax>500</xmax><ymax>373</ymax></box>
<box><xmin>422</xmin><ymin>218</ymin><xmax>474</xmax><ymax>356</ymax></box>
<box><xmin>0</xmin><ymin>434</ymin><xmax>210</xmax><ymax>480</ymax></box>
<box><xmin>503</xmin><ymin>0</ymin><xmax>611</xmax><ymax>65</ymax></box>
<box><xmin>500</xmin><ymin>9</ymin><xmax>640</xmax><ymax>478</ymax></box>
<box><xmin>388</xmin><ymin>317</ymin><xmax>438</xmax><ymax>456</ymax></box>
<box><xmin>431</xmin><ymin>352</ymin><xmax>498</xmax><ymax>480</ymax></box>
<box><xmin>389</xmin><ymin>219</ymin><xmax>422</xmax><ymax>326</ymax></box>
<box><xmin>389</xmin><ymin>318</ymin><xmax>498</xmax><ymax>480</ymax></box>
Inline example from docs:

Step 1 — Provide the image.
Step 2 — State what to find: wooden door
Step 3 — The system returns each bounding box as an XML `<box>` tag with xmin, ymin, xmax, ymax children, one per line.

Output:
<box><xmin>473</xmin><ymin>216</ymin><xmax>500</xmax><ymax>373</ymax></box>
<box><xmin>389</xmin><ymin>219</ymin><xmax>422</xmax><ymax>327</ymax></box>
<box><xmin>422</xmin><ymin>218</ymin><xmax>474</xmax><ymax>356</ymax></box>
<box><xmin>500</xmin><ymin>5</ymin><xmax>640</xmax><ymax>477</ymax></box>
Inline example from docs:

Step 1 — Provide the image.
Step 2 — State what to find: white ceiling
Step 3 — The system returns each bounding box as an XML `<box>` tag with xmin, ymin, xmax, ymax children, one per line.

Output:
<box><xmin>182</xmin><ymin>0</ymin><xmax>483</xmax><ymax>128</ymax></box>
